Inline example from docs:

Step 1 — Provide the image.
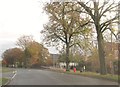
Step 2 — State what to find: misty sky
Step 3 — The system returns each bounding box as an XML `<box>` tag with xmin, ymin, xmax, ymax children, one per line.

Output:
<box><xmin>0</xmin><ymin>0</ymin><xmax>119</xmax><ymax>60</ymax></box>
<box><xmin>0</xmin><ymin>0</ymin><xmax>59</xmax><ymax>60</ymax></box>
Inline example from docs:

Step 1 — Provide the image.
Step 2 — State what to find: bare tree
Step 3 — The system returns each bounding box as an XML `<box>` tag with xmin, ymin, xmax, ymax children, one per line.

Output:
<box><xmin>16</xmin><ymin>35</ymin><xmax>34</xmax><ymax>50</ymax></box>
<box><xmin>16</xmin><ymin>35</ymin><xmax>34</xmax><ymax>68</ymax></box>
<box><xmin>77</xmin><ymin>0</ymin><xmax>118</xmax><ymax>74</ymax></box>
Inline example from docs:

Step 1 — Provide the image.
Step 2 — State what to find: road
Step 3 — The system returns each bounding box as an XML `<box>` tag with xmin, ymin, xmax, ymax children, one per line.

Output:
<box><xmin>9</xmin><ymin>68</ymin><xmax>118</xmax><ymax>85</ymax></box>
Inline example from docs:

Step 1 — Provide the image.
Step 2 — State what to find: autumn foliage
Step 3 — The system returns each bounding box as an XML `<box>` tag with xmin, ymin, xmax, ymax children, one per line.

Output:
<box><xmin>2</xmin><ymin>35</ymin><xmax>53</xmax><ymax>68</ymax></box>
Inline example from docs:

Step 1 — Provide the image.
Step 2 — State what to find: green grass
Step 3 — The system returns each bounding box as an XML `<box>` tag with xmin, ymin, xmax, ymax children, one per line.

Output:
<box><xmin>50</xmin><ymin>68</ymin><xmax>119</xmax><ymax>82</ymax></box>
<box><xmin>0</xmin><ymin>78</ymin><xmax>9</xmax><ymax>85</ymax></box>
<box><xmin>65</xmin><ymin>70</ymin><xmax>119</xmax><ymax>82</ymax></box>
<box><xmin>0</xmin><ymin>67</ymin><xmax>14</xmax><ymax>73</ymax></box>
<box><xmin>0</xmin><ymin>67</ymin><xmax>14</xmax><ymax>86</ymax></box>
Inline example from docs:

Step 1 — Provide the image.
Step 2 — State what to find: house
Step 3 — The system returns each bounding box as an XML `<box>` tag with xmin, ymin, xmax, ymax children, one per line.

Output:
<box><xmin>104</xmin><ymin>42</ymin><xmax>120</xmax><ymax>74</ymax></box>
<box><xmin>50</xmin><ymin>54</ymin><xmax>78</xmax><ymax>69</ymax></box>
<box><xmin>104</xmin><ymin>42</ymin><xmax>119</xmax><ymax>60</ymax></box>
<box><xmin>50</xmin><ymin>54</ymin><xmax>60</xmax><ymax>67</ymax></box>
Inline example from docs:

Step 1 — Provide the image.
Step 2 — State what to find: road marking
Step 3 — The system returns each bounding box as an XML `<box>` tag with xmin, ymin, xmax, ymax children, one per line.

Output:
<box><xmin>13</xmin><ymin>70</ymin><xmax>17</xmax><ymax>74</ymax></box>
<box><xmin>5</xmin><ymin>70</ymin><xmax>17</xmax><ymax>85</ymax></box>
<box><xmin>28</xmin><ymin>70</ymin><xmax>31</xmax><ymax>71</ymax></box>
<box><xmin>11</xmin><ymin>73</ymin><xmax>16</xmax><ymax>79</ymax></box>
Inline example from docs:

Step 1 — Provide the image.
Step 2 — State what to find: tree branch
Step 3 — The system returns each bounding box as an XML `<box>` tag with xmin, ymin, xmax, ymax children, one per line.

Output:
<box><xmin>77</xmin><ymin>2</ymin><xmax>94</xmax><ymax>20</ymax></box>
<box><xmin>54</xmin><ymin>33</ymin><xmax>66</xmax><ymax>43</ymax></box>
<box><xmin>101</xmin><ymin>16</ymin><xmax>118</xmax><ymax>32</ymax></box>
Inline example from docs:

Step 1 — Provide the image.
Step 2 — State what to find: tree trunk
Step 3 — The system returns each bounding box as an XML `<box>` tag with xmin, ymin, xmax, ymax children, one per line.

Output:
<box><xmin>24</xmin><ymin>48</ymin><xmax>28</xmax><ymax>68</ymax></box>
<box><xmin>66</xmin><ymin>43</ymin><xmax>70</xmax><ymax>71</ymax></box>
<box><xmin>97</xmin><ymin>32</ymin><xmax>107</xmax><ymax>75</ymax></box>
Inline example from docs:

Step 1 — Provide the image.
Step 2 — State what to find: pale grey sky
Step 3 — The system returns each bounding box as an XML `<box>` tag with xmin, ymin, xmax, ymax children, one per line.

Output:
<box><xmin>0</xmin><ymin>0</ymin><xmax>59</xmax><ymax>59</ymax></box>
<box><xmin>0</xmin><ymin>0</ymin><xmax>119</xmax><ymax>60</ymax></box>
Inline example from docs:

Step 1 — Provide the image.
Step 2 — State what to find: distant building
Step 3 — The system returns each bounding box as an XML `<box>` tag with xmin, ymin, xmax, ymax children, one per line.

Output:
<box><xmin>59</xmin><ymin>62</ymin><xmax>78</xmax><ymax>69</ymax></box>
<box><xmin>104</xmin><ymin>42</ymin><xmax>119</xmax><ymax>60</ymax></box>
<box><xmin>50</xmin><ymin>54</ymin><xmax>60</xmax><ymax>67</ymax></box>
<box><xmin>104</xmin><ymin>42</ymin><xmax>119</xmax><ymax>74</ymax></box>
<box><xmin>50</xmin><ymin>54</ymin><xmax>78</xmax><ymax>68</ymax></box>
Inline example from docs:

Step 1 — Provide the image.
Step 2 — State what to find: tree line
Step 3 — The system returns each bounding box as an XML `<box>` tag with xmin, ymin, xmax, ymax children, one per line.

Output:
<box><xmin>2</xmin><ymin>35</ymin><xmax>53</xmax><ymax>68</ymax></box>
<box><xmin>41</xmin><ymin>1</ymin><xmax>119</xmax><ymax>75</ymax></box>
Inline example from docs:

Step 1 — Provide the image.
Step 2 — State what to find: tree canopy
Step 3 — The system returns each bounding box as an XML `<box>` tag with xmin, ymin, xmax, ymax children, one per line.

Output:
<box><xmin>42</xmin><ymin>2</ymin><xmax>90</xmax><ymax>70</ymax></box>
<box><xmin>77</xmin><ymin>0</ymin><xmax>118</xmax><ymax>75</ymax></box>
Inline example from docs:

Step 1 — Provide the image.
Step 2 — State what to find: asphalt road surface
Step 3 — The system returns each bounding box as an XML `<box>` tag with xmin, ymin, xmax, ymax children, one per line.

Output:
<box><xmin>9</xmin><ymin>69</ymin><xmax>118</xmax><ymax>85</ymax></box>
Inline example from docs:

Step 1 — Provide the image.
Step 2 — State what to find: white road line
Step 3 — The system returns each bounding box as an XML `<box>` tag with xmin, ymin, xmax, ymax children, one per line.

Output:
<box><xmin>13</xmin><ymin>70</ymin><xmax>17</xmax><ymax>74</ymax></box>
<box><xmin>11</xmin><ymin>73</ymin><xmax>16</xmax><ymax>79</ymax></box>
<box><xmin>4</xmin><ymin>71</ymin><xmax>17</xmax><ymax>85</ymax></box>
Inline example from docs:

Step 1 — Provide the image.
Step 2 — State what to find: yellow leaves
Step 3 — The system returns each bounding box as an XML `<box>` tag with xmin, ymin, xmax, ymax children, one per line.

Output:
<box><xmin>26</xmin><ymin>41</ymin><xmax>52</xmax><ymax>66</ymax></box>
<box><xmin>29</xmin><ymin>56</ymin><xmax>39</xmax><ymax>65</ymax></box>
<box><xmin>26</xmin><ymin>41</ymin><xmax>42</xmax><ymax>64</ymax></box>
<box><xmin>27</xmin><ymin>42</ymin><xmax>42</xmax><ymax>56</ymax></box>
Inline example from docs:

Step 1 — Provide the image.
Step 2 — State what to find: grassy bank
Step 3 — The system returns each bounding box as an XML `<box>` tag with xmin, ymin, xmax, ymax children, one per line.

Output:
<box><xmin>50</xmin><ymin>68</ymin><xmax>119</xmax><ymax>82</ymax></box>
<box><xmin>65</xmin><ymin>70</ymin><xmax>119</xmax><ymax>82</ymax></box>
<box><xmin>0</xmin><ymin>67</ymin><xmax>15</xmax><ymax>86</ymax></box>
<box><xmin>0</xmin><ymin>78</ymin><xmax>9</xmax><ymax>85</ymax></box>
<box><xmin>0</xmin><ymin>67</ymin><xmax>15</xmax><ymax>73</ymax></box>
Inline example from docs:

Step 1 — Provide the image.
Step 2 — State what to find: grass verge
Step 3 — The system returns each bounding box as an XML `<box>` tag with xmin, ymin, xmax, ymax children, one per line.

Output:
<box><xmin>50</xmin><ymin>68</ymin><xmax>119</xmax><ymax>82</ymax></box>
<box><xmin>0</xmin><ymin>78</ymin><xmax>9</xmax><ymax>86</ymax></box>
<box><xmin>0</xmin><ymin>67</ymin><xmax>15</xmax><ymax>73</ymax></box>
<box><xmin>66</xmin><ymin>70</ymin><xmax>119</xmax><ymax>82</ymax></box>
